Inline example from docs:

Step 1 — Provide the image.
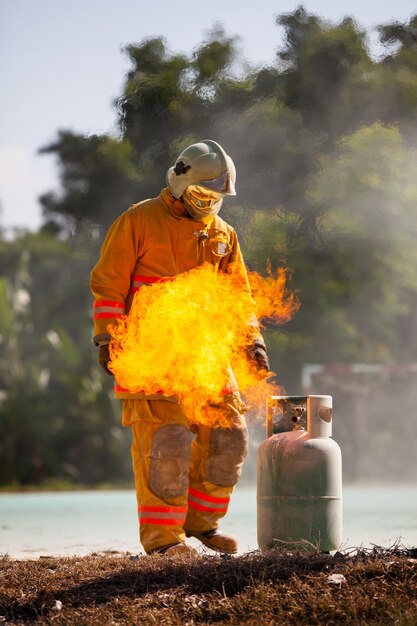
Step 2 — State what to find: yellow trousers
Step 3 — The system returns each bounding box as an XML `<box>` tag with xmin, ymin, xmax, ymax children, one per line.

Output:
<box><xmin>123</xmin><ymin>396</ymin><xmax>248</xmax><ymax>553</ymax></box>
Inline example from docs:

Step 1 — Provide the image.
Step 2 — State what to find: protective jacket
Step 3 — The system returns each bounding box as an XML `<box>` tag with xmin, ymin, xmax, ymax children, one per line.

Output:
<box><xmin>90</xmin><ymin>187</ymin><xmax>259</xmax><ymax>401</ymax></box>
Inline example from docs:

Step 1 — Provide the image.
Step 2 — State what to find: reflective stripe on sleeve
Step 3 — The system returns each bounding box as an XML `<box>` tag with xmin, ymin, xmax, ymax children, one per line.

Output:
<box><xmin>138</xmin><ymin>505</ymin><xmax>187</xmax><ymax>526</ymax></box>
<box><xmin>130</xmin><ymin>275</ymin><xmax>172</xmax><ymax>294</ymax></box>
<box><xmin>188</xmin><ymin>487</ymin><xmax>230</xmax><ymax>513</ymax></box>
<box><xmin>114</xmin><ymin>384</ymin><xmax>165</xmax><ymax>395</ymax></box>
<box><xmin>93</xmin><ymin>299</ymin><xmax>125</xmax><ymax>319</ymax></box>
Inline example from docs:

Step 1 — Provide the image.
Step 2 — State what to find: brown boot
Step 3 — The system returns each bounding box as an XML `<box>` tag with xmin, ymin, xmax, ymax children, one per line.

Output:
<box><xmin>186</xmin><ymin>529</ymin><xmax>238</xmax><ymax>554</ymax></box>
<box><xmin>152</xmin><ymin>542</ymin><xmax>198</xmax><ymax>557</ymax></box>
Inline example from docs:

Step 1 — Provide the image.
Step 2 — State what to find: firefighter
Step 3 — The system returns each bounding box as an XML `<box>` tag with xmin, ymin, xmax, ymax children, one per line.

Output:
<box><xmin>91</xmin><ymin>140</ymin><xmax>269</xmax><ymax>556</ymax></box>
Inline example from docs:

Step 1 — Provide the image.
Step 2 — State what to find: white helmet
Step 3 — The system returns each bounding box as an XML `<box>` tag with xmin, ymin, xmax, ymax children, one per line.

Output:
<box><xmin>167</xmin><ymin>139</ymin><xmax>236</xmax><ymax>199</ymax></box>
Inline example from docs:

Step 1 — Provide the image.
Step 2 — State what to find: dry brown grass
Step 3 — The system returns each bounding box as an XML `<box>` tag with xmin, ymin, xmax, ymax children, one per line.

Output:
<box><xmin>1</xmin><ymin>546</ymin><xmax>417</xmax><ymax>625</ymax></box>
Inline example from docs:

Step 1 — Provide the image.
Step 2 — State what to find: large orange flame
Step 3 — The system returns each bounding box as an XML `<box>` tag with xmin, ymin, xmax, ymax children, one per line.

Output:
<box><xmin>109</xmin><ymin>263</ymin><xmax>299</xmax><ymax>427</ymax></box>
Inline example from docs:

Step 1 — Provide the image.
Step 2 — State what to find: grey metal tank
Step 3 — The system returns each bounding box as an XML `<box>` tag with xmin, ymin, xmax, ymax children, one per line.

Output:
<box><xmin>257</xmin><ymin>395</ymin><xmax>342</xmax><ymax>552</ymax></box>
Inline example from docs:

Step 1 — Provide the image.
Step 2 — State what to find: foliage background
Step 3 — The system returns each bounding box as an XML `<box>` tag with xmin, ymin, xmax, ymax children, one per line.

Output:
<box><xmin>1</xmin><ymin>8</ymin><xmax>417</xmax><ymax>486</ymax></box>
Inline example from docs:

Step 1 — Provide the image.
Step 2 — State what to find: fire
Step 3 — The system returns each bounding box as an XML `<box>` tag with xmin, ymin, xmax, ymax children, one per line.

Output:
<box><xmin>248</xmin><ymin>261</ymin><xmax>298</xmax><ymax>323</ymax></box>
<box><xmin>109</xmin><ymin>263</ymin><xmax>299</xmax><ymax>427</ymax></box>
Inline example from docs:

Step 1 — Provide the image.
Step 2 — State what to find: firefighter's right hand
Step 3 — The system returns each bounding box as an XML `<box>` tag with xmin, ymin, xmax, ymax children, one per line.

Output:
<box><xmin>98</xmin><ymin>343</ymin><xmax>113</xmax><ymax>376</ymax></box>
<box><xmin>246</xmin><ymin>337</ymin><xmax>270</xmax><ymax>373</ymax></box>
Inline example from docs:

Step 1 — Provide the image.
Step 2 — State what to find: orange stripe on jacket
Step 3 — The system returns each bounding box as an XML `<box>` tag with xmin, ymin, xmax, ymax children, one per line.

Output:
<box><xmin>93</xmin><ymin>299</ymin><xmax>125</xmax><ymax>320</ymax></box>
<box><xmin>94</xmin><ymin>299</ymin><xmax>125</xmax><ymax>308</ymax></box>
<box><xmin>130</xmin><ymin>275</ymin><xmax>172</xmax><ymax>294</ymax></box>
<box><xmin>94</xmin><ymin>312</ymin><xmax>125</xmax><ymax>320</ymax></box>
<box><xmin>114</xmin><ymin>384</ymin><xmax>165</xmax><ymax>395</ymax></box>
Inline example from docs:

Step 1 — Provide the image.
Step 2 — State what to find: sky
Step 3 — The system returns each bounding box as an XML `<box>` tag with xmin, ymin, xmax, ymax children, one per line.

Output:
<box><xmin>0</xmin><ymin>0</ymin><xmax>416</xmax><ymax>233</ymax></box>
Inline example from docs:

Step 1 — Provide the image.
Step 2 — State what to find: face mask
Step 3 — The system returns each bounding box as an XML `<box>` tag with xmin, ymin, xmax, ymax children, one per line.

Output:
<box><xmin>182</xmin><ymin>185</ymin><xmax>224</xmax><ymax>220</ymax></box>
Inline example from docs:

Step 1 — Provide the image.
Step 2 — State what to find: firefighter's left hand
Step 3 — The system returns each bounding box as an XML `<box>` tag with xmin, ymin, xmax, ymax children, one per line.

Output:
<box><xmin>98</xmin><ymin>343</ymin><xmax>113</xmax><ymax>376</ymax></box>
<box><xmin>247</xmin><ymin>338</ymin><xmax>270</xmax><ymax>372</ymax></box>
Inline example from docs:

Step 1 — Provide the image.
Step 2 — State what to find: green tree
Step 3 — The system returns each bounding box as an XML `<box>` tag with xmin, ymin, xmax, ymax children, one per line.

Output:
<box><xmin>376</xmin><ymin>15</ymin><xmax>417</xmax><ymax>129</ymax></box>
<box><xmin>307</xmin><ymin>123</ymin><xmax>417</xmax><ymax>361</ymax></box>
<box><xmin>276</xmin><ymin>8</ymin><xmax>372</xmax><ymax>135</ymax></box>
<box><xmin>39</xmin><ymin>133</ymin><xmax>140</xmax><ymax>234</ymax></box>
<box><xmin>0</xmin><ymin>232</ymin><xmax>132</xmax><ymax>486</ymax></box>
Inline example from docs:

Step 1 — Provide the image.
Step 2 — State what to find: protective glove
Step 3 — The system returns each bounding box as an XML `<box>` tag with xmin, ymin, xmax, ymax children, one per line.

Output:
<box><xmin>98</xmin><ymin>343</ymin><xmax>113</xmax><ymax>376</ymax></box>
<box><xmin>247</xmin><ymin>337</ymin><xmax>270</xmax><ymax>372</ymax></box>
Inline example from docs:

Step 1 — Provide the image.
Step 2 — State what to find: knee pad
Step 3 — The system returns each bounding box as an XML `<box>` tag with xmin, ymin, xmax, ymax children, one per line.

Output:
<box><xmin>205</xmin><ymin>417</ymin><xmax>249</xmax><ymax>487</ymax></box>
<box><xmin>149</xmin><ymin>424</ymin><xmax>191</xmax><ymax>498</ymax></box>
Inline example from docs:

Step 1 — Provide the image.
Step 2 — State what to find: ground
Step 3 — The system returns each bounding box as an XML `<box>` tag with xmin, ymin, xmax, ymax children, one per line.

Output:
<box><xmin>1</xmin><ymin>547</ymin><xmax>417</xmax><ymax>625</ymax></box>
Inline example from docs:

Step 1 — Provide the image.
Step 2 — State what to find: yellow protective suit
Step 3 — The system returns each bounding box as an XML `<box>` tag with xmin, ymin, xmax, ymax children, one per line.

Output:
<box><xmin>90</xmin><ymin>188</ymin><xmax>257</xmax><ymax>552</ymax></box>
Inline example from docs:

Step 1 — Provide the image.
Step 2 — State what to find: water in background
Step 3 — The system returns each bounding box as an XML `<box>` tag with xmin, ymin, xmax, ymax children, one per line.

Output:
<box><xmin>1</xmin><ymin>485</ymin><xmax>417</xmax><ymax>558</ymax></box>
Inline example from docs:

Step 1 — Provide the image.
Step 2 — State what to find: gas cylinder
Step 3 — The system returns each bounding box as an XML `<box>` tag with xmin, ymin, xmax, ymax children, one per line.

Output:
<box><xmin>257</xmin><ymin>395</ymin><xmax>342</xmax><ymax>552</ymax></box>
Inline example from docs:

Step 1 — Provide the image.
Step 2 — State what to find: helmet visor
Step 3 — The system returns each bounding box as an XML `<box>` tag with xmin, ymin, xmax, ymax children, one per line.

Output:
<box><xmin>199</xmin><ymin>170</ymin><xmax>229</xmax><ymax>193</ymax></box>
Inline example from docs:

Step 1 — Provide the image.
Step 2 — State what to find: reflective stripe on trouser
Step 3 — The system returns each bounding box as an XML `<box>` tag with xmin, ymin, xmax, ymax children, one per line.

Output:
<box><xmin>184</xmin><ymin>399</ymin><xmax>248</xmax><ymax>534</ymax></box>
<box><xmin>138</xmin><ymin>505</ymin><xmax>188</xmax><ymax>526</ymax></box>
<box><xmin>127</xmin><ymin>395</ymin><xmax>248</xmax><ymax>553</ymax></box>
